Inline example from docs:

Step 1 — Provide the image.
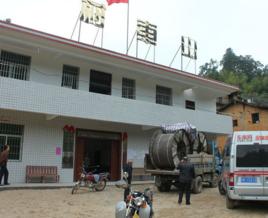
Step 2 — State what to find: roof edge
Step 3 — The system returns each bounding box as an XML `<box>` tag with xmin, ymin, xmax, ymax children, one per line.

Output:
<box><xmin>0</xmin><ymin>20</ymin><xmax>239</xmax><ymax>92</ymax></box>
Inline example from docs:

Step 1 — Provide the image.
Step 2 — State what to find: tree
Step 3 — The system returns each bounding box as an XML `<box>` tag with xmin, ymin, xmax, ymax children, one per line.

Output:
<box><xmin>199</xmin><ymin>48</ymin><xmax>267</xmax><ymax>100</ymax></box>
<box><xmin>199</xmin><ymin>59</ymin><xmax>220</xmax><ymax>80</ymax></box>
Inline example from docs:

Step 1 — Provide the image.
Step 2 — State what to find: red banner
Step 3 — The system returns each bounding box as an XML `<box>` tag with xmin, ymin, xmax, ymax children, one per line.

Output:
<box><xmin>107</xmin><ymin>0</ymin><xmax>128</xmax><ymax>6</ymax></box>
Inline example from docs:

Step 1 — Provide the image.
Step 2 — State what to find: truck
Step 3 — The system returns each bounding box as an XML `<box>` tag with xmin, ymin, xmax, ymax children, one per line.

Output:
<box><xmin>144</xmin><ymin>122</ymin><xmax>218</xmax><ymax>193</ymax></box>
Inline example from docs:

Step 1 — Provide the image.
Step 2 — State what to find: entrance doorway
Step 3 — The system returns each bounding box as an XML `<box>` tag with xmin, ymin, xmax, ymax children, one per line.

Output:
<box><xmin>74</xmin><ymin>130</ymin><xmax>121</xmax><ymax>181</ymax></box>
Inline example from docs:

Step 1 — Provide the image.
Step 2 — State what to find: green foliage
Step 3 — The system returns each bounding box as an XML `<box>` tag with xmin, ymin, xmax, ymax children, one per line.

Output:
<box><xmin>199</xmin><ymin>48</ymin><xmax>268</xmax><ymax>99</ymax></box>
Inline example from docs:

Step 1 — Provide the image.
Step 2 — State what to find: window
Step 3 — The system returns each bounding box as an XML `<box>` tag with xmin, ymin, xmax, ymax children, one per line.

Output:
<box><xmin>89</xmin><ymin>70</ymin><xmax>112</xmax><ymax>95</ymax></box>
<box><xmin>0</xmin><ymin>50</ymin><xmax>31</xmax><ymax>80</ymax></box>
<box><xmin>232</xmin><ymin>119</ymin><xmax>238</xmax><ymax>127</ymax></box>
<box><xmin>122</xmin><ymin>78</ymin><xmax>136</xmax><ymax>99</ymax></box>
<box><xmin>61</xmin><ymin>65</ymin><xmax>79</xmax><ymax>89</ymax></box>
<box><xmin>156</xmin><ymin>85</ymin><xmax>172</xmax><ymax>105</ymax></box>
<box><xmin>236</xmin><ymin>144</ymin><xmax>268</xmax><ymax>167</ymax></box>
<box><xmin>0</xmin><ymin>123</ymin><xmax>24</xmax><ymax>160</ymax></box>
<box><xmin>185</xmin><ymin>100</ymin><xmax>195</xmax><ymax>110</ymax></box>
<box><xmin>62</xmin><ymin>131</ymin><xmax>74</xmax><ymax>168</ymax></box>
<box><xmin>251</xmin><ymin>113</ymin><xmax>259</xmax><ymax>124</ymax></box>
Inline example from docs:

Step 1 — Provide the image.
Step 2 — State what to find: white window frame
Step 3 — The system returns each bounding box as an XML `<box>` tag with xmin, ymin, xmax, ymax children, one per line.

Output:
<box><xmin>156</xmin><ymin>85</ymin><xmax>172</xmax><ymax>106</ymax></box>
<box><xmin>61</xmin><ymin>65</ymin><xmax>79</xmax><ymax>89</ymax></box>
<box><xmin>122</xmin><ymin>77</ymin><xmax>136</xmax><ymax>99</ymax></box>
<box><xmin>0</xmin><ymin>50</ymin><xmax>31</xmax><ymax>81</ymax></box>
<box><xmin>0</xmin><ymin>123</ymin><xmax>24</xmax><ymax>161</ymax></box>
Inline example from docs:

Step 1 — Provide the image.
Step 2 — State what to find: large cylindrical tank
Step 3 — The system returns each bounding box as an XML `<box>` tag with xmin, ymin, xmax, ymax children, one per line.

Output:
<box><xmin>149</xmin><ymin>129</ymin><xmax>191</xmax><ymax>169</ymax></box>
<box><xmin>149</xmin><ymin>130</ymin><xmax>208</xmax><ymax>169</ymax></box>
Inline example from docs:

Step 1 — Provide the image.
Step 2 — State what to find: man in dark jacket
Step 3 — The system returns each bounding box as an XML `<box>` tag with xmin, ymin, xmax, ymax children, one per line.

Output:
<box><xmin>177</xmin><ymin>156</ymin><xmax>195</xmax><ymax>205</ymax></box>
<box><xmin>0</xmin><ymin>145</ymin><xmax>10</xmax><ymax>185</ymax></box>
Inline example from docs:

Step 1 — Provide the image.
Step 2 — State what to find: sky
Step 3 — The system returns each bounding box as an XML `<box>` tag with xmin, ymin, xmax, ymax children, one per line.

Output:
<box><xmin>1</xmin><ymin>0</ymin><xmax>268</xmax><ymax>74</ymax></box>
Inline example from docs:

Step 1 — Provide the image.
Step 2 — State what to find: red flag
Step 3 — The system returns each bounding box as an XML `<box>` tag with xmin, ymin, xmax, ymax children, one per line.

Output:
<box><xmin>107</xmin><ymin>0</ymin><xmax>128</xmax><ymax>6</ymax></box>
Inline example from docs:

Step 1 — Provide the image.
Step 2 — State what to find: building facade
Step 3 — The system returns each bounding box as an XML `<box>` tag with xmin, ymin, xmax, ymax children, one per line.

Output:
<box><xmin>0</xmin><ymin>21</ymin><xmax>238</xmax><ymax>183</ymax></box>
<box><xmin>217</xmin><ymin>100</ymin><xmax>268</xmax><ymax>152</ymax></box>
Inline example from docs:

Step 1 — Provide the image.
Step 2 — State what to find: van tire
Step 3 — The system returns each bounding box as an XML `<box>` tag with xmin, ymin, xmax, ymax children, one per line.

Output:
<box><xmin>218</xmin><ymin>180</ymin><xmax>226</xmax><ymax>195</ymax></box>
<box><xmin>226</xmin><ymin>195</ymin><xmax>236</xmax><ymax>209</ymax></box>
<box><xmin>192</xmin><ymin>176</ymin><xmax>202</xmax><ymax>194</ymax></box>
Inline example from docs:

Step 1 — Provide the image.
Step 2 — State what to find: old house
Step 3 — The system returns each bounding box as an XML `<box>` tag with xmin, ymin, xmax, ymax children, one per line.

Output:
<box><xmin>217</xmin><ymin>99</ymin><xmax>268</xmax><ymax>151</ymax></box>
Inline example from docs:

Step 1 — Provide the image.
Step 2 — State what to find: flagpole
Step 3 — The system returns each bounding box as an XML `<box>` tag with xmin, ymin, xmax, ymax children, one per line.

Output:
<box><xmin>126</xmin><ymin>0</ymin><xmax>130</xmax><ymax>54</ymax></box>
<box><xmin>78</xmin><ymin>19</ymin><xmax>82</xmax><ymax>42</ymax></box>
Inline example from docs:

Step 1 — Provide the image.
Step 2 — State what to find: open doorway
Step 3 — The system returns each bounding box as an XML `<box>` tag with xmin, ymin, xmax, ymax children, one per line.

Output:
<box><xmin>84</xmin><ymin>138</ymin><xmax>111</xmax><ymax>173</ymax></box>
<box><xmin>74</xmin><ymin>130</ymin><xmax>121</xmax><ymax>181</ymax></box>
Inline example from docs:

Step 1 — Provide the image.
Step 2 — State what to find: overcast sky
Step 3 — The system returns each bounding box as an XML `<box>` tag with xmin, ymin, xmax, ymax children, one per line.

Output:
<box><xmin>1</xmin><ymin>0</ymin><xmax>268</xmax><ymax>74</ymax></box>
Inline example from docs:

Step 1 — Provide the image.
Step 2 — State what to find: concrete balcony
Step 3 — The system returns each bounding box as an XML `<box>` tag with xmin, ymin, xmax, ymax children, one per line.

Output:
<box><xmin>0</xmin><ymin>77</ymin><xmax>232</xmax><ymax>134</ymax></box>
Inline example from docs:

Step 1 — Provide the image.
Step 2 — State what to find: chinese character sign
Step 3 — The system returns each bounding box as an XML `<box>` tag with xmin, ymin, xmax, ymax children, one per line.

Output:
<box><xmin>237</xmin><ymin>134</ymin><xmax>253</xmax><ymax>143</ymax></box>
<box><xmin>181</xmin><ymin>36</ymin><xmax>197</xmax><ymax>60</ymax></box>
<box><xmin>80</xmin><ymin>0</ymin><xmax>106</xmax><ymax>28</ymax></box>
<box><xmin>137</xmin><ymin>20</ymin><xmax>157</xmax><ymax>46</ymax></box>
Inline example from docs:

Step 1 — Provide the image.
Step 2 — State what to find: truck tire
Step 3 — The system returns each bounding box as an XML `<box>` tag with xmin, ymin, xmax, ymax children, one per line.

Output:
<box><xmin>157</xmin><ymin>183</ymin><xmax>171</xmax><ymax>192</ymax></box>
<box><xmin>192</xmin><ymin>176</ymin><xmax>202</xmax><ymax>194</ymax></box>
<box><xmin>155</xmin><ymin>176</ymin><xmax>171</xmax><ymax>192</ymax></box>
<box><xmin>209</xmin><ymin>174</ymin><xmax>218</xmax><ymax>188</ymax></box>
<box><xmin>226</xmin><ymin>195</ymin><xmax>236</xmax><ymax>209</ymax></box>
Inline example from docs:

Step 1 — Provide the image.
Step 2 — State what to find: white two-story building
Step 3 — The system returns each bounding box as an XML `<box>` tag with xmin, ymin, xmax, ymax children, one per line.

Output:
<box><xmin>0</xmin><ymin>20</ymin><xmax>238</xmax><ymax>183</ymax></box>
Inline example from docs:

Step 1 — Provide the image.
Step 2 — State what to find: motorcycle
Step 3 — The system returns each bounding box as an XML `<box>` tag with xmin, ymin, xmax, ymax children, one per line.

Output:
<box><xmin>71</xmin><ymin>165</ymin><xmax>109</xmax><ymax>194</ymax></box>
<box><xmin>115</xmin><ymin>172</ymin><xmax>154</xmax><ymax>218</ymax></box>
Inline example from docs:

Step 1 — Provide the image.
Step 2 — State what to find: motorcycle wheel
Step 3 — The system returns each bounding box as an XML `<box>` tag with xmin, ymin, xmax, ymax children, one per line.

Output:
<box><xmin>95</xmin><ymin>179</ymin><xmax>106</xmax><ymax>191</ymax></box>
<box><xmin>71</xmin><ymin>182</ymin><xmax>80</xmax><ymax>194</ymax></box>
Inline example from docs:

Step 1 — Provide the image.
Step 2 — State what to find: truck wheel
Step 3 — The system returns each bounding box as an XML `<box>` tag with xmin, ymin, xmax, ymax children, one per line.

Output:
<box><xmin>192</xmin><ymin>176</ymin><xmax>202</xmax><ymax>194</ymax></box>
<box><xmin>157</xmin><ymin>183</ymin><xmax>171</xmax><ymax>192</ymax></box>
<box><xmin>155</xmin><ymin>176</ymin><xmax>171</xmax><ymax>192</ymax></box>
<box><xmin>209</xmin><ymin>174</ymin><xmax>218</xmax><ymax>188</ymax></box>
<box><xmin>226</xmin><ymin>195</ymin><xmax>236</xmax><ymax>209</ymax></box>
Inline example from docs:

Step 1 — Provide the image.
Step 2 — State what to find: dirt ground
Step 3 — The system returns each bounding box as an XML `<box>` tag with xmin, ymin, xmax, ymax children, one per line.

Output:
<box><xmin>0</xmin><ymin>185</ymin><xmax>268</xmax><ymax>218</ymax></box>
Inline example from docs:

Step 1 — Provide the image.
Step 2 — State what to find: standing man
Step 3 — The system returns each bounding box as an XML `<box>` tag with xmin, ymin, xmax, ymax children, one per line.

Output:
<box><xmin>177</xmin><ymin>156</ymin><xmax>195</xmax><ymax>205</ymax></box>
<box><xmin>0</xmin><ymin>145</ymin><xmax>10</xmax><ymax>185</ymax></box>
<box><xmin>123</xmin><ymin>160</ymin><xmax>133</xmax><ymax>201</ymax></box>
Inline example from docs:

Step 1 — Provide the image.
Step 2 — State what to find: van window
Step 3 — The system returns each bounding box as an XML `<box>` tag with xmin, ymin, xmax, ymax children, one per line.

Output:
<box><xmin>236</xmin><ymin>144</ymin><xmax>268</xmax><ymax>167</ymax></box>
<box><xmin>260</xmin><ymin>145</ymin><xmax>268</xmax><ymax>167</ymax></box>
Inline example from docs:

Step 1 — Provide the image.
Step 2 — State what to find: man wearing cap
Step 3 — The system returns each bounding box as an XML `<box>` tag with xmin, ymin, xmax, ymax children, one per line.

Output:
<box><xmin>177</xmin><ymin>156</ymin><xmax>195</xmax><ymax>205</ymax></box>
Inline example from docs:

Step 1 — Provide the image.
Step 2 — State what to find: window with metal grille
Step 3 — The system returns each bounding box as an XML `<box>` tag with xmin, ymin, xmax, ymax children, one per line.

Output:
<box><xmin>61</xmin><ymin>65</ymin><xmax>79</xmax><ymax>89</ymax></box>
<box><xmin>0</xmin><ymin>123</ymin><xmax>24</xmax><ymax>160</ymax></box>
<box><xmin>251</xmin><ymin>113</ymin><xmax>259</xmax><ymax>124</ymax></box>
<box><xmin>156</xmin><ymin>85</ymin><xmax>172</xmax><ymax>105</ymax></box>
<box><xmin>89</xmin><ymin>70</ymin><xmax>112</xmax><ymax>95</ymax></box>
<box><xmin>62</xmin><ymin>131</ymin><xmax>74</xmax><ymax>168</ymax></box>
<box><xmin>122</xmin><ymin>78</ymin><xmax>136</xmax><ymax>99</ymax></box>
<box><xmin>0</xmin><ymin>50</ymin><xmax>31</xmax><ymax>80</ymax></box>
<box><xmin>185</xmin><ymin>100</ymin><xmax>195</xmax><ymax>110</ymax></box>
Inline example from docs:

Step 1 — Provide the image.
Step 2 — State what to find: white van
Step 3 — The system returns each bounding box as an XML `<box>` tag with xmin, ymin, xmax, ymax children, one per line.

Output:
<box><xmin>220</xmin><ymin>131</ymin><xmax>268</xmax><ymax>209</ymax></box>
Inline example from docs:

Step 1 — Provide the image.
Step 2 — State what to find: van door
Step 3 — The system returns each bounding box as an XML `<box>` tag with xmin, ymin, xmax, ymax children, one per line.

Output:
<box><xmin>234</xmin><ymin>144</ymin><xmax>264</xmax><ymax>196</ymax></box>
<box><xmin>261</xmin><ymin>145</ymin><xmax>268</xmax><ymax>195</ymax></box>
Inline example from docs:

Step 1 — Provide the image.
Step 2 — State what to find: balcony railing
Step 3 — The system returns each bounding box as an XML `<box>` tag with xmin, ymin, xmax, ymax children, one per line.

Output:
<box><xmin>0</xmin><ymin>76</ymin><xmax>232</xmax><ymax>134</ymax></box>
